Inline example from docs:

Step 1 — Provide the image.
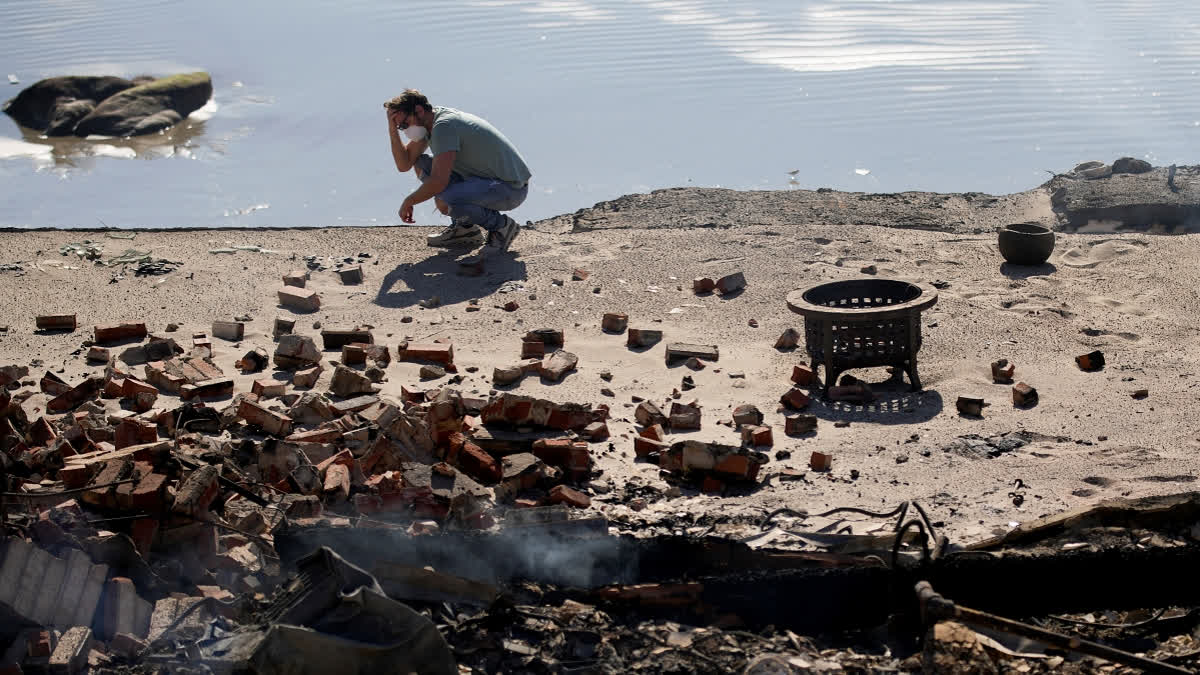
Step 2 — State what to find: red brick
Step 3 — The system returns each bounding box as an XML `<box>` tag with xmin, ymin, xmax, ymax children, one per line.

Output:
<box><xmin>60</xmin><ymin>464</ymin><xmax>93</xmax><ymax>489</ymax></box>
<box><xmin>454</xmin><ymin>440</ymin><xmax>501</xmax><ymax>484</ymax></box>
<box><xmin>172</xmin><ymin>465</ymin><xmax>221</xmax><ymax>518</ymax></box>
<box><xmin>115</xmin><ymin>418</ymin><xmax>158</xmax><ymax>450</ymax></box>
<box><xmin>283</xmin><ymin>270</ymin><xmax>307</xmax><ymax>287</ymax></box>
<box><xmin>129</xmin><ymin>518</ymin><xmax>158</xmax><ymax>557</ymax></box>
<box><xmin>237</xmin><ymin>399</ymin><xmax>293</xmax><ymax>437</ymax></box>
<box><xmin>94</xmin><ymin>322</ymin><xmax>147</xmax><ymax>344</ymax></box>
<box><xmin>701</xmin><ymin>476</ymin><xmax>725</xmax><ymax>494</ymax></box>
<box><xmin>634</xmin><ymin>436</ymin><xmax>669</xmax><ymax>457</ymax></box>
<box><xmin>1013</xmin><ymin>382</ymin><xmax>1038</xmax><ymax>406</ymax></box>
<box><xmin>583</xmin><ymin>421</ymin><xmax>609</xmax><ymax>441</ymax></box>
<box><xmin>741</xmin><ymin>425</ymin><xmax>773</xmax><ymax>447</ymax></box>
<box><xmin>521</xmin><ymin>340</ymin><xmax>546</xmax><ymax>359</ymax></box>
<box><xmin>601</xmin><ymin>313</ymin><xmax>628</xmax><ymax>333</ymax></box>
<box><xmin>131</xmin><ymin>472</ymin><xmax>168</xmax><ymax>509</ymax></box>
<box><xmin>401</xmin><ymin>342</ymin><xmax>454</xmax><ymax>364</ymax></box>
<box><xmin>810</xmin><ymin>451</ymin><xmax>833</xmax><ymax>472</ymax></box>
<box><xmin>37</xmin><ymin>314</ymin><xmax>77</xmax><ymax>331</ymax></box>
<box><xmin>341</xmin><ymin>344</ymin><xmax>368</xmax><ymax>365</ymax></box>
<box><xmin>693</xmin><ymin>277</ymin><xmax>715</xmax><ymax>293</ymax></box>
<box><xmin>278</xmin><ymin>286</ymin><xmax>321</xmax><ymax>312</ymax></box>
<box><xmin>251</xmin><ymin>378</ymin><xmax>288</xmax><ymax>398</ymax></box>
<box><xmin>791</xmin><ymin>365</ymin><xmax>815</xmax><ymax>386</ymax></box>
<box><xmin>286</xmin><ymin>427</ymin><xmax>342</xmax><ymax>444</ymax></box>
<box><xmin>780</xmin><ymin>387</ymin><xmax>812</xmax><ymax>410</ymax></box>
<box><xmin>548</xmin><ymin>484</ymin><xmax>591</xmax><ymax>508</ymax></box>
<box><xmin>714</xmin><ymin>453</ymin><xmax>752</xmax><ymax>478</ymax></box>
<box><xmin>785</xmin><ymin>414</ymin><xmax>818</xmax><ymax>435</ymax></box>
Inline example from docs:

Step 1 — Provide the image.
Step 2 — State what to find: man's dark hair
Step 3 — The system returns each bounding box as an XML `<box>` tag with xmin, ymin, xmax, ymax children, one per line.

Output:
<box><xmin>384</xmin><ymin>89</ymin><xmax>430</xmax><ymax>114</ymax></box>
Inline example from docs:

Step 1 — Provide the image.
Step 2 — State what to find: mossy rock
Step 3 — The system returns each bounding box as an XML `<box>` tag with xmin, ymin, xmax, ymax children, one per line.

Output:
<box><xmin>1</xmin><ymin>76</ymin><xmax>135</xmax><ymax>132</ymax></box>
<box><xmin>74</xmin><ymin>71</ymin><xmax>213</xmax><ymax>137</ymax></box>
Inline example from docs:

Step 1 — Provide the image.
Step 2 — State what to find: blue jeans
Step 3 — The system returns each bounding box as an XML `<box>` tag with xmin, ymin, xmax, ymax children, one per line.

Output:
<box><xmin>414</xmin><ymin>155</ymin><xmax>528</xmax><ymax>232</ymax></box>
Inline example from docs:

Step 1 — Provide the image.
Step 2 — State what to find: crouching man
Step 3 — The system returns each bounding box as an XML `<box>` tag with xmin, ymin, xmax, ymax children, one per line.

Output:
<box><xmin>385</xmin><ymin>89</ymin><xmax>531</xmax><ymax>253</ymax></box>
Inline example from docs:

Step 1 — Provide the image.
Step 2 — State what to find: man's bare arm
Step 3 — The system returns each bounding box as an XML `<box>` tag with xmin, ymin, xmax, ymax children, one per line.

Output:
<box><xmin>399</xmin><ymin>151</ymin><xmax>457</xmax><ymax>222</ymax></box>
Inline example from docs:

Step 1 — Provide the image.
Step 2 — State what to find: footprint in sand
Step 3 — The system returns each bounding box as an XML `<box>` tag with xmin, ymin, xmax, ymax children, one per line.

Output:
<box><xmin>1086</xmin><ymin>295</ymin><xmax>1152</xmax><ymax>316</ymax></box>
<box><xmin>1057</xmin><ymin>239</ymin><xmax>1149</xmax><ymax>268</ymax></box>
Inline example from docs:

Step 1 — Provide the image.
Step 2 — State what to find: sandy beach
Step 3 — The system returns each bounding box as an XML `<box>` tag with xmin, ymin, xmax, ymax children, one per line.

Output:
<box><xmin>4</xmin><ymin>178</ymin><xmax>1198</xmax><ymax>546</ymax></box>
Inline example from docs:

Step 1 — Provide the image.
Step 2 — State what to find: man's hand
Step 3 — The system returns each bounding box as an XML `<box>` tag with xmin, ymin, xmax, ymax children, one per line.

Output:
<box><xmin>399</xmin><ymin>197</ymin><xmax>416</xmax><ymax>223</ymax></box>
<box><xmin>386</xmin><ymin>108</ymin><xmax>403</xmax><ymax>131</ymax></box>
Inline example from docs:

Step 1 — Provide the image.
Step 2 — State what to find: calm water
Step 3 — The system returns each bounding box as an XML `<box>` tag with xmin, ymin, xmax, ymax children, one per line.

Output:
<box><xmin>1</xmin><ymin>0</ymin><xmax>1198</xmax><ymax>228</ymax></box>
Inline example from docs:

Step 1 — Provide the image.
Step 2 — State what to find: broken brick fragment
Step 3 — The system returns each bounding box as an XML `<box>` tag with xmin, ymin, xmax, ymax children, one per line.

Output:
<box><xmin>582</xmin><ymin>421</ymin><xmax>609</xmax><ymax>441</ymax></box>
<box><xmin>401</xmin><ymin>342</ymin><xmax>454</xmax><ymax>365</ymax></box>
<box><xmin>601</xmin><ymin>313</ymin><xmax>628</xmax><ymax>333</ymax></box>
<box><xmin>791</xmin><ymin>365</ymin><xmax>815</xmax><ymax>386</ymax></box>
<box><xmin>94</xmin><ymin>322</ymin><xmax>147</xmax><ymax>344</ymax></box>
<box><xmin>741</xmin><ymin>425</ymin><xmax>773</xmax><ymax>447</ymax></box>
<box><xmin>692</xmin><ymin>277</ymin><xmax>715</xmax><ymax>294</ymax></box>
<box><xmin>172</xmin><ymin>464</ymin><xmax>221</xmax><ymax>519</ymax></box>
<box><xmin>278</xmin><ymin>286</ymin><xmax>321</xmax><ymax>312</ymax></box>
<box><xmin>548</xmin><ymin>484</ymin><xmax>591</xmax><ymax>508</ymax></box>
<box><xmin>785</xmin><ymin>414</ymin><xmax>818</xmax><ymax>435</ymax></box>
<box><xmin>956</xmin><ymin>395</ymin><xmax>985</xmax><ymax>417</ymax></box>
<box><xmin>780</xmin><ymin>387</ymin><xmax>812</xmax><ymax>410</ymax></box>
<box><xmin>991</xmin><ymin>358</ymin><xmax>1015</xmax><ymax>383</ymax></box>
<box><xmin>1076</xmin><ymin>350</ymin><xmax>1105</xmax><ymax>371</ymax></box>
<box><xmin>810</xmin><ymin>451</ymin><xmax>833</xmax><ymax>472</ymax></box>
<box><xmin>627</xmin><ymin>328</ymin><xmax>663</xmax><ymax>348</ymax></box>
<box><xmin>1012</xmin><ymin>382</ymin><xmax>1038</xmax><ymax>407</ymax></box>
<box><xmin>732</xmin><ymin>404</ymin><xmax>763</xmax><ymax>427</ymax></box>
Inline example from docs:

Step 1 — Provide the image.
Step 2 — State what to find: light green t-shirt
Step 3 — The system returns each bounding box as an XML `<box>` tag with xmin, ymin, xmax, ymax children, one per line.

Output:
<box><xmin>429</xmin><ymin>106</ymin><xmax>532</xmax><ymax>189</ymax></box>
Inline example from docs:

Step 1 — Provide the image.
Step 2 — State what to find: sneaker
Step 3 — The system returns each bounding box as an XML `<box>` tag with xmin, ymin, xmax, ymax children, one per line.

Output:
<box><xmin>425</xmin><ymin>224</ymin><xmax>483</xmax><ymax>248</ymax></box>
<box><xmin>485</xmin><ymin>216</ymin><xmax>521</xmax><ymax>253</ymax></box>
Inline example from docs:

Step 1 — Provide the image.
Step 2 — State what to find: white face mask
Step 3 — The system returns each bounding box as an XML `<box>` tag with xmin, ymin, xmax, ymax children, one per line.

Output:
<box><xmin>403</xmin><ymin>125</ymin><xmax>427</xmax><ymax>141</ymax></box>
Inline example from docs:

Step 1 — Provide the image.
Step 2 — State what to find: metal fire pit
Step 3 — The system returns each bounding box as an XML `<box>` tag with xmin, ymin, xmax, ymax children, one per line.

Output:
<box><xmin>786</xmin><ymin>279</ymin><xmax>938</xmax><ymax>395</ymax></box>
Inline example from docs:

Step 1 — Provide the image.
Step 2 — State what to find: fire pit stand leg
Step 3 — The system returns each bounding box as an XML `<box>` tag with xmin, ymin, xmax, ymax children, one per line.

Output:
<box><xmin>905</xmin><ymin>360</ymin><xmax>922</xmax><ymax>391</ymax></box>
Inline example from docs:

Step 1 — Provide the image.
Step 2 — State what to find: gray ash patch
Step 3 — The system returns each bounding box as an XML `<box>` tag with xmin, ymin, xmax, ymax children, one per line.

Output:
<box><xmin>941</xmin><ymin>431</ymin><xmax>1033</xmax><ymax>459</ymax></box>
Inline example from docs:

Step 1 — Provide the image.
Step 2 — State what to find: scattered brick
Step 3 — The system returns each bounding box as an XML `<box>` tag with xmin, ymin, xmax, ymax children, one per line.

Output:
<box><xmin>627</xmin><ymin>328</ymin><xmax>663</xmax><ymax>348</ymax></box>
<box><xmin>810</xmin><ymin>451</ymin><xmax>833</xmax><ymax>472</ymax></box>
<box><xmin>548</xmin><ymin>484</ymin><xmax>591</xmax><ymax>508</ymax></box>
<box><xmin>785</xmin><ymin>414</ymin><xmax>818</xmax><ymax>435</ymax></box>
<box><xmin>601</xmin><ymin>313</ymin><xmax>628</xmax><ymax>333</ymax></box>
<box><xmin>401</xmin><ymin>342</ymin><xmax>454</xmax><ymax>365</ymax></box>
<box><xmin>991</xmin><ymin>358</ymin><xmax>1015</xmax><ymax>383</ymax></box>
<box><xmin>665</xmin><ymin>343</ymin><xmax>719</xmax><ymax>364</ymax></box>
<box><xmin>1076</xmin><ymin>350</ymin><xmax>1105</xmax><ymax>371</ymax></box>
<box><xmin>212</xmin><ymin>321</ymin><xmax>245</xmax><ymax>341</ymax></box>
<box><xmin>251</xmin><ymin>378</ymin><xmax>288</xmax><ymax>398</ymax></box>
<box><xmin>87</xmin><ymin>346</ymin><xmax>111</xmax><ymax>363</ymax></box>
<box><xmin>780</xmin><ymin>387</ymin><xmax>812</xmax><ymax>410</ymax></box>
<box><xmin>741</xmin><ymin>425</ymin><xmax>773</xmax><ymax>447</ymax></box>
<box><xmin>322</xmin><ymin>328</ymin><xmax>373</xmax><ymax>350</ymax></box>
<box><xmin>37</xmin><ymin>314</ymin><xmax>77</xmax><ymax>331</ymax></box>
<box><xmin>282</xmin><ymin>270</ymin><xmax>307</xmax><ymax>287</ymax></box>
<box><xmin>732</xmin><ymin>404</ymin><xmax>763</xmax><ymax>427</ymax></box>
<box><xmin>273</xmin><ymin>317</ymin><xmax>296</xmax><ymax>337</ymax></box>
<box><xmin>95</xmin><ymin>322</ymin><xmax>147</xmax><ymax>344</ymax></box>
<box><xmin>1012</xmin><ymin>382</ymin><xmax>1038</xmax><ymax>407</ymax></box>
<box><xmin>237</xmin><ymin>399</ymin><xmax>293</xmax><ymax>436</ymax></box>
<box><xmin>956</xmin><ymin>395</ymin><xmax>985</xmax><ymax>417</ymax></box>
<box><xmin>693</xmin><ymin>277</ymin><xmax>715</xmax><ymax>294</ymax></box>
<box><xmin>791</xmin><ymin>365</ymin><xmax>815</xmax><ymax>386</ymax></box>
<box><xmin>337</xmin><ymin>265</ymin><xmax>364</xmax><ymax>284</ymax></box>
<box><xmin>278</xmin><ymin>286</ymin><xmax>321</xmax><ymax>312</ymax></box>
<box><xmin>180</xmin><ymin>378</ymin><xmax>235</xmax><ymax>401</ymax></box>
